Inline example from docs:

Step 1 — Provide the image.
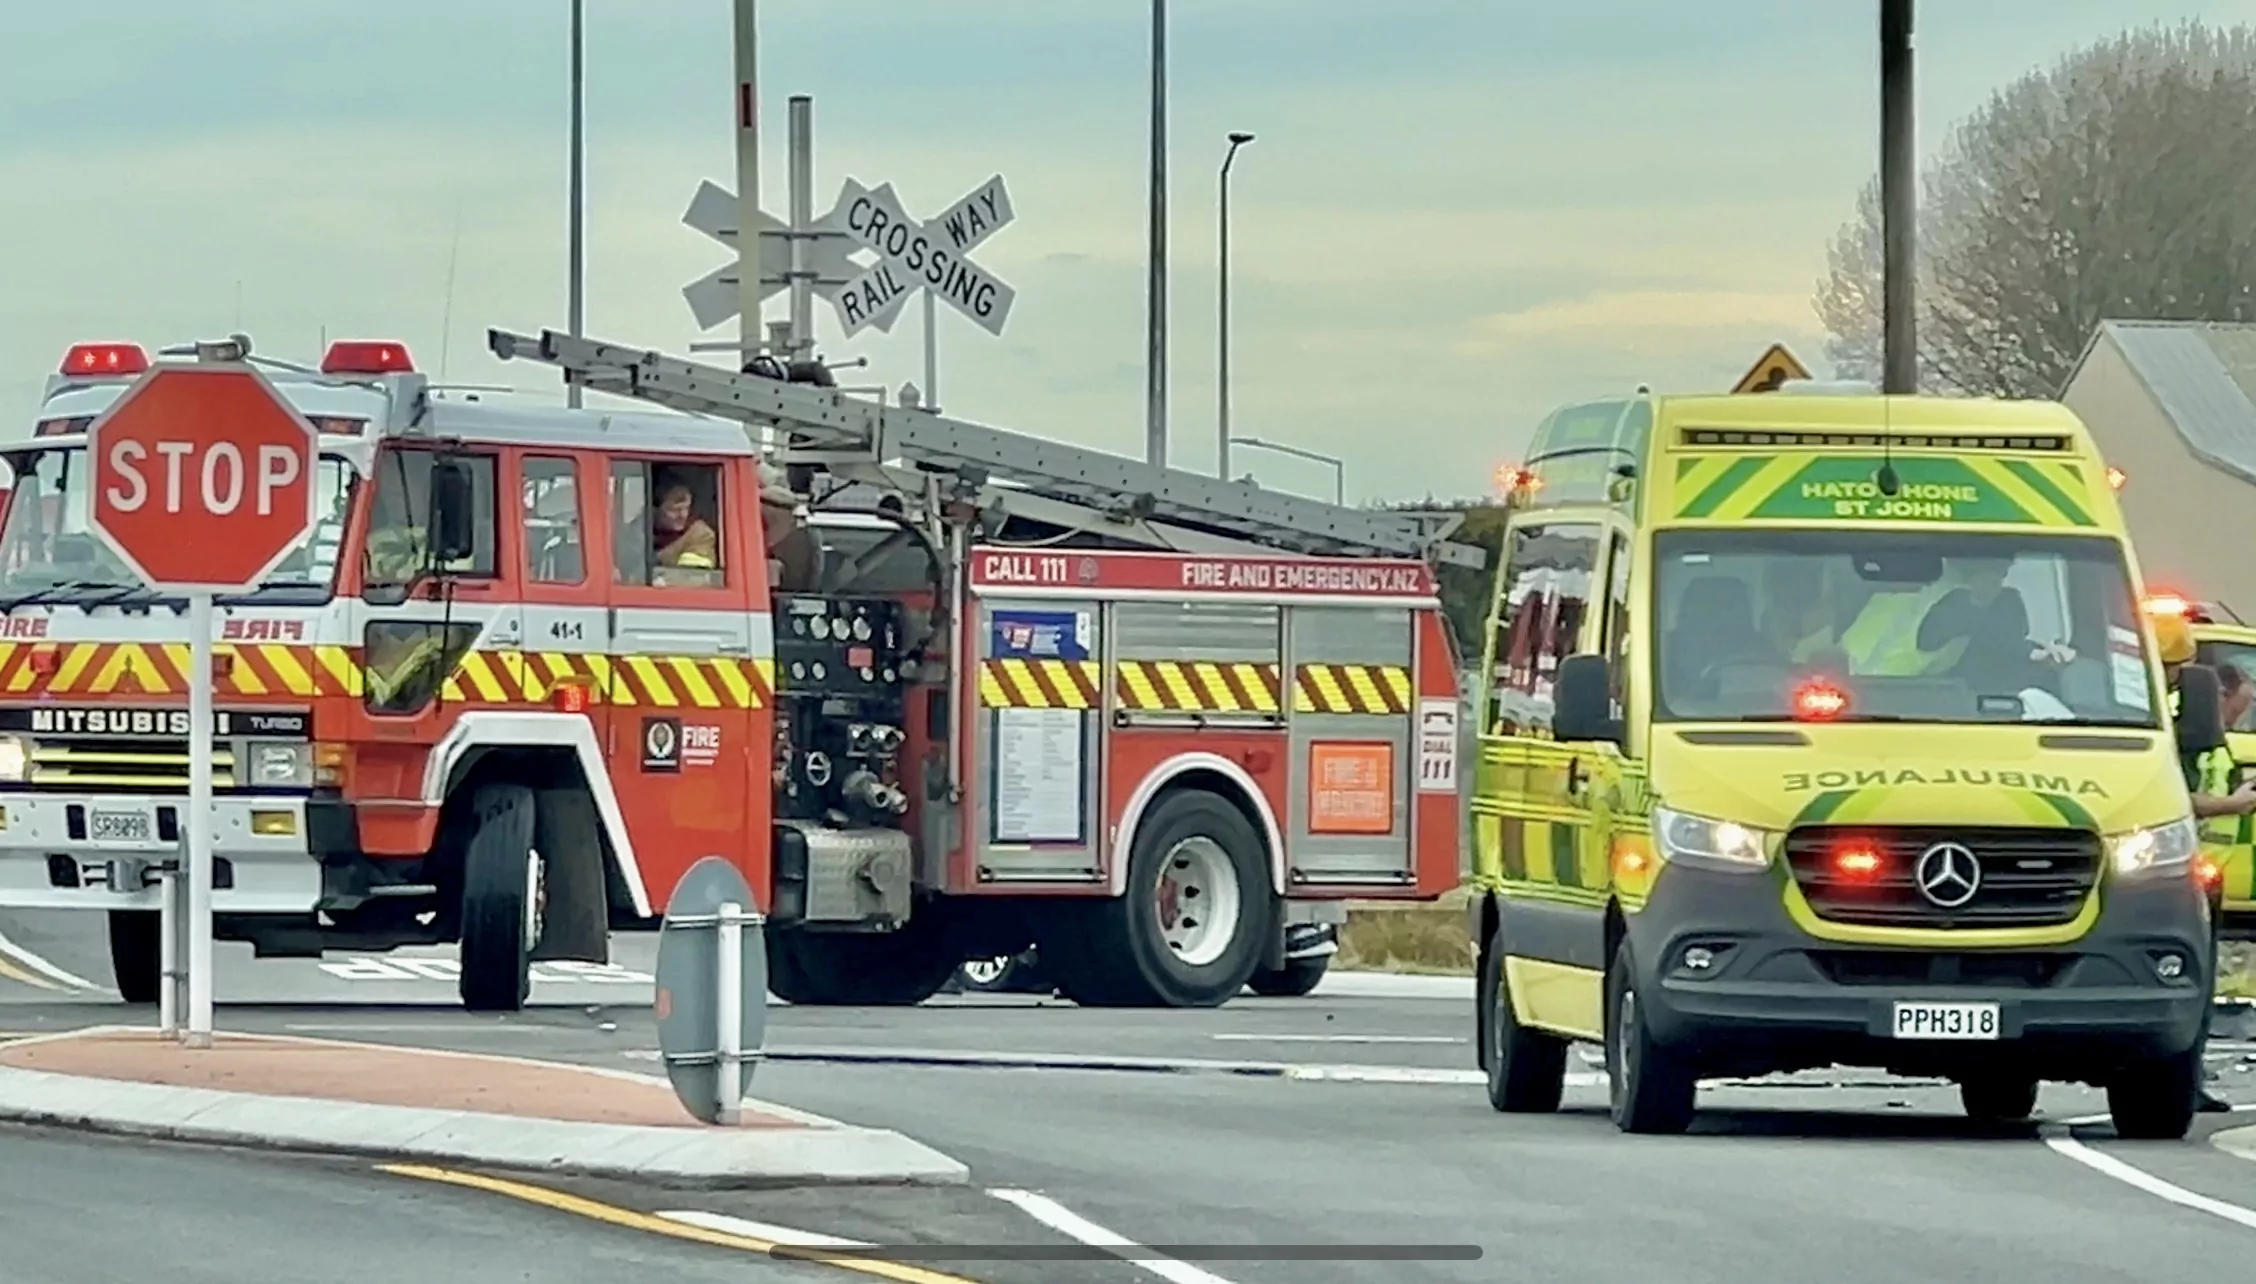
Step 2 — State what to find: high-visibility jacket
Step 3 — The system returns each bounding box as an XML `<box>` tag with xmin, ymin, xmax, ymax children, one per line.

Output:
<box><xmin>1839</xmin><ymin>581</ymin><xmax>1965</xmax><ymax>675</ymax></box>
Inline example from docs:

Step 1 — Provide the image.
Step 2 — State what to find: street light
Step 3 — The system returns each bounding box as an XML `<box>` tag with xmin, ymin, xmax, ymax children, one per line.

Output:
<box><xmin>1217</xmin><ymin>130</ymin><xmax>1254</xmax><ymax>480</ymax></box>
<box><xmin>1144</xmin><ymin>0</ymin><xmax>1168</xmax><ymax>467</ymax></box>
<box><xmin>1235</xmin><ymin>436</ymin><xmax>1343</xmax><ymax>505</ymax></box>
<box><xmin>567</xmin><ymin>0</ymin><xmax>586</xmax><ymax>409</ymax></box>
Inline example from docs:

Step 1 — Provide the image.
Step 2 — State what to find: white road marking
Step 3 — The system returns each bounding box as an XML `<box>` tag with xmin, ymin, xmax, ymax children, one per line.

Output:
<box><xmin>988</xmin><ymin>1188</ymin><xmax>1240</xmax><ymax>1284</ymax></box>
<box><xmin>2043</xmin><ymin>1119</ymin><xmax>2256</xmax><ymax>1233</ymax></box>
<box><xmin>313</xmin><ymin>955</ymin><xmax>653</xmax><ymax>985</ymax></box>
<box><xmin>0</xmin><ymin>927</ymin><xmax>100</xmax><ymax>992</ymax></box>
<box><xmin>1210</xmin><ymin>1033</ymin><xmax>1463</xmax><ymax>1045</ymax></box>
<box><xmin>657</xmin><ymin>1209</ymin><xmax>870</xmax><ymax>1248</ymax></box>
<box><xmin>1311</xmin><ymin>971</ymin><xmax>1473</xmax><ymax>1001</ymax></box>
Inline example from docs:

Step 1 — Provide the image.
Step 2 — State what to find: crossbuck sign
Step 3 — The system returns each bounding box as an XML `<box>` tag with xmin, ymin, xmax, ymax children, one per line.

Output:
<box><xmin>832</xmin><ymin>176</ymin><xmax>1017</xmax><ymax>339</ymax></box>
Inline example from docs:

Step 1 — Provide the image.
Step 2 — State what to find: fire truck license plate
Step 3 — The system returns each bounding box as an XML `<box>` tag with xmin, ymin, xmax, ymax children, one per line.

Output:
<box><xmin>89</xmin><ymin>809</ymin><xmax>153</xmax><ymax>843</ymax></box>
<box><xmin>1890</xmin><ymin>1001</ymin><xmax>2000</xmax><ymax>1040</ymax></box>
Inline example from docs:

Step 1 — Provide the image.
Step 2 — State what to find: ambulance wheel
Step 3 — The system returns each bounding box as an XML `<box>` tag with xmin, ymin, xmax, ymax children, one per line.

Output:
<box><xmin>108</xmin><ymin>910</ymin><xmax>161</xmax><ymax>1005</ymax></box>
<box><xmin>1482</xmin><ymin>921</ymin><xmax>1568</xmax><ymax>1113</ymax></box>
<box><xmin>1248</xmin><ymin>956</ymin><xmax>1328</xmax><ymax>997</ymax></box>
<box><xmin>2106</xmin><ymin>1045</ymin><xmax>2203</xmax><ymax>1140</ymax></box>
<box><xmin>1605</xmin><ymin>942</ymin><xmax>1697</xmax><ymax>1135</ymax></box>
<box><xmin>458</xmin><ymin>783</ymin><xmax>539</xmax><ymax>1013</ymax></box>
<box><xmin>1958</xmin><ymin>1075</ymin><xmax>2040</xmax><ymax>1123</ymax></box>
<box><xmin>1053</xmin><ymin>789</ymin><xmax>1275</xmax><ymax>1008</ymax></box>
<box><xmin>765</xmin><ymin>918</ymin><xmax>958</xmax><ymax>1006</ymax></box>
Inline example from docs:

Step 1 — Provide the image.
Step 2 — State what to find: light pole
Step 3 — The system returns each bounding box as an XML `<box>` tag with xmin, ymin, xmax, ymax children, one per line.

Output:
<box><xmin>1235</xmin><ymin>436</ymin><xmax>1344</xmax><ymax>506</ymax></box>
<box><xmin>1881</xmin><ymin>0</ymin><xmax>1916</xmax><ymax>394</ymax></box>
<box><xmin>566</xmin><ymin>0</ymin><xmax>586</xmax><ymax>408</ymax></box>
<box><xmin>1144</xmin><ymin>0</ymin><xmax>1168</xmax><ymax>467</ymax></box>
<box><xmin>1217</xmin><ymin>131</ymin><xmax>1254</xmax><ymax>480</ymax></box>
<box><xmin>734</xmin><ymin>0</ymin><xmax>761</xmax><ymax>365</ymax></box>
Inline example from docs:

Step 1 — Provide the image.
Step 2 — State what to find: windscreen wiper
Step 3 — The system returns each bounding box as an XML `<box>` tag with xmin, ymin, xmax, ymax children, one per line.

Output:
<box><xmin>0</xmin><ymin>579</ymin><xmax>137</xmax><ymax>611</ymax></box>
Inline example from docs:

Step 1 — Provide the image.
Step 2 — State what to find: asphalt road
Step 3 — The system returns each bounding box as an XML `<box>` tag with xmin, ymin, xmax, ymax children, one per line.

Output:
<box><xmin>5</xmin><ymin>909</ymin><xmax>2256</xmax><ymax>1284</ymax></box>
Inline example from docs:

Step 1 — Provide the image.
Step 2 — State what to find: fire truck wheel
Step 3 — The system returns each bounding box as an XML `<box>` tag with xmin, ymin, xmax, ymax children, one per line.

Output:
<box><xmin>1055</xmin><ymin>789</ymin><xmax>1275</xmax><ymax>1008</ymax></box>
<box><xmin>457</xmin><ymin>783</ymin><xmax>539</xmax><ymax>1013</ymax></box>
<box><xmin>107</xmin><ymin>910</ymin><xmax>161</xmax><ymax>1005</ymax></box>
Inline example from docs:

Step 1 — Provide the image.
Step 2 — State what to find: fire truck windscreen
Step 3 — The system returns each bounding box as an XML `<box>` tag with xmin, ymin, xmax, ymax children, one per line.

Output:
<box><xmin>0</xmin><ymin>443</ymin><xmax>354</xmax><ymax>604</ymax></box>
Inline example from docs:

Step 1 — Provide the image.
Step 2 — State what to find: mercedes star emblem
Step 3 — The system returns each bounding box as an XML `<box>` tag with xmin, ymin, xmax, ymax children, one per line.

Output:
<box><xmin>1913</xmin><ymin>841</ymin><xmax>1982</xmax><ymax>909</ymax></box>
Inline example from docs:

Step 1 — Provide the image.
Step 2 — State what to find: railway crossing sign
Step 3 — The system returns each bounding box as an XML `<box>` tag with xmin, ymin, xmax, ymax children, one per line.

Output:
<box><xmin>830</xmin><ymin>176</ymin><xmax>1018</xmax><ymax>339</ymax></box>
<box><xmin>1733</xmin><ymin>343</ymin><xmax>1813</xmax><ymax>394</ymax></box>
<box><xmin>679</xmin><ymin>180</ymin><xmax>864</xmax><ymax>331</ymax></box>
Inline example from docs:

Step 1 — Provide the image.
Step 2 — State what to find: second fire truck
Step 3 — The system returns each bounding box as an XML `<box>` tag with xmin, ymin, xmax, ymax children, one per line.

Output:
<box><xmin>0</xmin><ymin>330</ymin><xmax>1475</xmax><ymax>1010</ymax></box>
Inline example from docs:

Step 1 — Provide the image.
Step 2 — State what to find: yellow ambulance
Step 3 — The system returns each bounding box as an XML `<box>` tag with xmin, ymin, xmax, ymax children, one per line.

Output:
<box><xmin>1469</xmin><ymin>390</ymin><xmax>2228</xmax><ymax>1138</ymax></box>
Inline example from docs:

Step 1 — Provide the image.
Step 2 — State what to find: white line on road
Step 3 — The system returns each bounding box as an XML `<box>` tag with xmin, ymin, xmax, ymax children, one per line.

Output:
<box><xmin>1210</xmin><ymin>1033</ymin><xmax>1463</xmax><ymax>1045</ymax></box>
<box><xmin>987</xmin><ymin>1188</ymin><xmax>1240</xmax><ymax>1284</ymax></box>
<box><xmin>2043</xmin><ymin>1123</ymin><xmax>2256</xmax><ymax>1233</ymax></box>
<box><xmin>658</xmin><ymin>1209</ymin><xmax>870</xmax><ymax>1248</ymax></box>
<box><xmin>0</xmin><ymin>927</ymin><xmax>99</xmax><ymax>992</ymax></box>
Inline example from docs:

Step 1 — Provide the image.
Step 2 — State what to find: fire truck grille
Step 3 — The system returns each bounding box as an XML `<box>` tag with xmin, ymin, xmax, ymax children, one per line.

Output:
<box><xmin>27</xmin><ymin>739</ymin><xmax>241</xmax><ymax>793</ymax></box>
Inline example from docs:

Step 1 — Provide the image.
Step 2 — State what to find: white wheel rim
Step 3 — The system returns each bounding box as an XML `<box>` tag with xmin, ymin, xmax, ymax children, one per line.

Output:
<box><xmin>1155</xmin><ymin>836</ymin><xmax>1241</xmax><ymax>967</ymax></box>
<box><xmin>961</xmin><ymin>957</ymin><xmax>1011</xmax><ymax>985</ymax></box>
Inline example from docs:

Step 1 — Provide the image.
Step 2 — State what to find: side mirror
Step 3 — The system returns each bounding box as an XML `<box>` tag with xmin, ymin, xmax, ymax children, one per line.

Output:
<box><xmin>428</xmin><ymin>459</ymin><xmax>477</xmax><ymax>564</ymax></box>
<box><xmin>2174</xmin><ymin>663</ymin><xmax>2228</xmax><ymax>757</ymax></box>
<box><xmin>1554</xmin><ymin>653</ymin><xmax>1624</xmax><ymax>746</ymax></box>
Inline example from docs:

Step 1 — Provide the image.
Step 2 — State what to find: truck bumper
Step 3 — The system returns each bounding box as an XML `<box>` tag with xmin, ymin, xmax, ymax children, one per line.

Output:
<box><xmin>1625</xmin><ymin>863</ymin><xmax>2216</xmax><ymax>1082</ymax></box>
<box><xmin>0</xmin><ymin>793</ymin><xmax>335</xmax><ymax>914</ymax></box>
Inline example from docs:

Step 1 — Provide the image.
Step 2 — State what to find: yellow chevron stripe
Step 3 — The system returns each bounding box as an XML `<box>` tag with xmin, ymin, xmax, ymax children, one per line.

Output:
<box><xmin>51</xmin><ymin>644</ymin><xmax>99</xmax><ymax>694</ymax></box>
<box><xmin>1189</xmin><ymin>662</ymin><xmax>1240</xmax><ymax>711</ymax></box>
<box><xmin>1232</xmin><ymin>663</ymin><xmax>1278</xmax><ymax>713</ymax></box>
<box><xmin>711</xmin><ymin>657</ymin><xmax>755</xmax><ymax>708</ymax></box>
<box><xmin>1381</xmin><ymin>667</ymin><xmax>1412</xmax><ymax>708</ymax></box>
<box><xmin>625</xmin><ymin>655</ymin><xmax>678</xmax><ymax>707</ymax></box>
<box><xmin>1000</xmin><ymin>658</ymin><xmax>1051</xmax><ymax>708</ymax></box>
<box><xmin>668</xmin><ymin>656</ymin><xmax>723</xmax><ymax>709</ymax></box>
<box><xmin>1118</xmin><ymin>662</ymin><xmax>1165</xmax><ymax>710</ymax></box>
<box><xmin>257</xmin><ymin>644</ymin><xmax>319</xmax><ymax>696</ymax></box>
<box><xmin>1155</xmin><ymin>662</ymin><xmax>1201</xmax><ymax>709</ymax></box>
<box><xmin>1305</xmin><ymin>664</ymin><xmax>1350</xmax><ymax>713</ymax></box>
<box><xmin>1343</xmin><ymin>665</ymin><xmax>1388</xmax><ymax>712</ymax></box>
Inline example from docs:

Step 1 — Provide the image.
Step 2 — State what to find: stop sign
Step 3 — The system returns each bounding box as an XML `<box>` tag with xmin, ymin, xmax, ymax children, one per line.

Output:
<box><xmin>87</xmin><ymin>365</ymin><xmax>318</xmax><ymax>592</ymax></box>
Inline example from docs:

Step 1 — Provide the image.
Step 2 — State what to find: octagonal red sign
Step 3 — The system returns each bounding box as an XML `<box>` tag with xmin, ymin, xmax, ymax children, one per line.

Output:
<box><xmin>87</xmin><ymin>365</ymin><xmax>318</xmax><ymax>592</ymax></box>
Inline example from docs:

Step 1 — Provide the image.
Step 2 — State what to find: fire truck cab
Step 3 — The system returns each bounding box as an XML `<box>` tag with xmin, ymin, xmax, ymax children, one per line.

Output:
<box><xmin>0</xmin><ymin>333</ymin><xmax>1474</xmax><ymax>1011</ymax></box>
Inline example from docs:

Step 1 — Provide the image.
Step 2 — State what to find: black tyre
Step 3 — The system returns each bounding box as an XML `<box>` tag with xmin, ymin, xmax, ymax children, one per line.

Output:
<box><xmin>2107</xmin><ymin>1046</ymin><xmax>2203</xmax><ymax>1140</ymax></box>
<box><xmin>457</xmin><ymin>783</ymin><xmax>539</xmax><ymax>1013</ymax></box>
<box><xmin>107</xmin><ymin>910</ymin><xmax>160</xmax><ymax>1005</ymax></box>
<box><xmin>1248</xmin><ymin>956</ymin><xmax>1329</xmax><ymax>997</ymax></box>
<box><xmin>1482</xmin><ymin>920</ymin><xmax>1568</xmax><ymax>1113</ymax></box>
<box><xmin>1604</xmin><ymin>941</ymin><xmax>1697</xmax><ymax>1135</ymax></box>
<box><xmin>1048</xmin><ymin>790</ymin><xmax>1276</xmax><ymax>1008</ymax></box>
<box><xmin>1959</xmin><ymin>1075</ymin><xmax>2040</xmax><ymax>1122</ymax></box>
<box><xmin>766</xmin><ymin>916</ymin><xmax>959</xmax><ymax>1006</ymax></box>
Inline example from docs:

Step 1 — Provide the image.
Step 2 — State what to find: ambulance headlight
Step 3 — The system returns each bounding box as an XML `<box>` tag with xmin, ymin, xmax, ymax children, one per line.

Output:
<box><xmin>249</xmin><ymin>743</ymin><xmax>311</xmax><ymax>788</ymax></box>
<box><xmin>2108</xmin><ymin>817</ymin><xmax>2199</xmax><ymax>879</ymax></box>
<box><xmin>1653</xmin><ymin>806</ymin><xmax>1772</xmax><ymax>874</ymax></box>
<box><xmin>0</xmin><ymin>736</ymin><xmax>27</xmax><ymax>783</ymax></box>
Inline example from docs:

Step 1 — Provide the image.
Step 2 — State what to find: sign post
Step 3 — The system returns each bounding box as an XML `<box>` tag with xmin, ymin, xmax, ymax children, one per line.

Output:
<box><xmin>654</xmin><ymin>855</ymin><xmax>769</xmax><ymax>1125</ymax></box>
<box><xmin>85</xmin><ymin>353</ymin><xmax>318</xmax><ymax>1047</ymax></box>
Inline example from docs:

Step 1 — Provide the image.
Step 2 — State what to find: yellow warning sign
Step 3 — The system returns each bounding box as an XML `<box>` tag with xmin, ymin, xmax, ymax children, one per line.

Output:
<box><xmin>1733</xmin><ymin>343</ymin><xmax>1812</xmax><ymax>394</ymax></box>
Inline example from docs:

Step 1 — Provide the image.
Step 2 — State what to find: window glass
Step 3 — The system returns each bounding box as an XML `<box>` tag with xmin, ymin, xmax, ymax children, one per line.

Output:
<box><xmin>1486</xmin><ymin>522</ymin><xmax>1601</xmax><ymax>737</ymax></box>
<box><xmin>1605</xmin><ymin>531</ymin><xmax>1632</xmax><ymax>714</ymax></box>
<box><xmin>1650</xmin><ymin>528</ymin><xmax>2156</xmax><ymax>728</ymax></box>
<box><xmin>611</xmin><ymin>459</ymin><xmax>724</xmax><ymax>589</ymax></box>
<box><xmin>361</xmin><ymin>450</ymin><xmax>497</xmax><ymax>596</ymax></box>
<box><xmin>522</xmin><ymin>456</ymin><xmax>584</xmax><ymax>585</ymax></box>
<box><xmin>2202</xmin><ymin>641</ymin><xmax>2256</xmax><ymax>732</ymax></box>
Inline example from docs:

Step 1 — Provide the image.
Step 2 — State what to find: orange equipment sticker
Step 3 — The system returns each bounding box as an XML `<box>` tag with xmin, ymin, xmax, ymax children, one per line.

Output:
<box><xmin>1308</xmin><ymin>741</ymin><xmax>1395</xmax><ymax>835</ymax></box>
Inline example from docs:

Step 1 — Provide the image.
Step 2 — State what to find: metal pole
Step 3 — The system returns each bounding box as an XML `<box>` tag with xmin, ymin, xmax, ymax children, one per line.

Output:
<box><xmin>787</xmin><ymin>95</ymin><xmax>813</xmax><ymax>360</ymax></box>
<box><xmin>184</xmin><ymin>591</ymin><xmax>215</xmax><ymax>1047</ymax></box>
<box><xmin>1881</xmin><ymin>0</ymin><xmax>1916</xmax><ymax>394</ymax></box>
<box><xmin>1217</xmin><ymin>132</ymin><xmax>1251</xmax><ymax>479</ymax></box>
<box><xmin>566</xmin><ymin>0</ymin><xmax>586</xmax><ymax>409</ymax></box>
<box><xmin>923</xmin><ymin>291</ymin><xmax>939</xmax><ymax>413</ymax></box>
<box><xmin>733</xmin><ymin>0</ymin><xmax>761</xmax><ymax>362</ymax></box>
<box><xmin>158</xmin><ymin>853</ymin><xmax>180</xmax><ymax>1036</ymax></box>
<box><xmin>715</xmin><ymin>900</ymin><xmax>743</xmax><ymax>1126</ymax></box>
<box><xmin>1144</xmin><ymin>0</ymin><xmax>1169</xmax><ymax>467</ymax></box>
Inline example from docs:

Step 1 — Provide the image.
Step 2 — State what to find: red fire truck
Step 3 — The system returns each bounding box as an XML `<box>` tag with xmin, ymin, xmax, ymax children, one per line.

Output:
<box><xmin>0</xmin><ymin>330</ymin><xmax>1478</xmax><ymax>1010</ymax></box>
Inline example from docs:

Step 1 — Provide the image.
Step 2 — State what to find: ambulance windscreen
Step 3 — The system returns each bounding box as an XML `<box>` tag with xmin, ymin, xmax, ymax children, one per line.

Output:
<box><xmin>1651</xmin><ymin>528</ymin><xmax>2159</xmax><ymax>729</ymax></box>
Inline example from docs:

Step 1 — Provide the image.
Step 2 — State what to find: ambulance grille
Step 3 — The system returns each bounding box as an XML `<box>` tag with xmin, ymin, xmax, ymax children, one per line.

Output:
<box><xmin>1783</xmin><ymin>826</ymin><xmax>2100</xmax><ymax>929</ymax></box>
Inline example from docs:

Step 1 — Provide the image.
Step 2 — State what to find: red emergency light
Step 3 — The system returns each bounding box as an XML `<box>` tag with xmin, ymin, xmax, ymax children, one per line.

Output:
<box><xmin>60</xmin><ymin>342</ymin><xmax>150</xmax><ymax>377</ymax></box>
<box><xmin>320</xmin><ymin>340</ymin><xmax>415</xmax><ymax>376</ymax></box>
<box><xmin>1833</xmin><ymin>843</ymin><xmax>1883</xmax><ymax>878</ymax></box>
<box><xmin>1791</xmin><ymin>677</ymin><xmax>1850</xmax><ymax>721</ymax></box>
<box><xmin>2195</xmin><ymin>854</ymin><xmax>2223</xmax><ymax>891</ymax></box>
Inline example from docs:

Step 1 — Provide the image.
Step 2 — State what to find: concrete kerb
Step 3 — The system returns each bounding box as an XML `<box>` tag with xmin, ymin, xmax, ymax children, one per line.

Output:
<box><xmin>2218</xmin><ymin>1124</ymin><xmax>2256</xmax><ymax>1165</ymax></box>
<box><xmin>0</xmin><ymin>1026</ymin><xmax>966</xmax><ymax>1189</ymax></box>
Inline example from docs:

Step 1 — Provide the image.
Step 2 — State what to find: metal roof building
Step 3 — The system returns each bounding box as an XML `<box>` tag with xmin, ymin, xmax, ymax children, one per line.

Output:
<box><xmin>2060</xmin><ymin>320</ymin><xmax>2256</xmax><ymax>620</ymax></box>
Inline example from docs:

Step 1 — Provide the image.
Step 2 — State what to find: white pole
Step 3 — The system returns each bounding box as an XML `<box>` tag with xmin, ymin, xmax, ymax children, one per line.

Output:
<box><xmin>715</xmin><ymin>900</ymin><xmax>743</xmax><ymax>1125</ymax></box>
<box><xmin>923</xmin><ymin>291</ymin><xmax>939</xmax><ymax>413</ymax></box>
<box><xmin>567</xmin><ymin>0</ymin><xmax>586</xmax><ymax>409</ymax></box>
<box><xmin>184</xmin><ymin>591</ymin><xmax>216</xmax><ymax>1047</ymax></box>
<box><xmin>733</xmin><ymin>0</ymin><xmax>761</xmax><ymax>363</ymax></box>
<box><xmin>1143</xmin><ymin>0</ymin><xmax>1168</xmax><ymax>467</ymax></box>
<box><xmin>787</xmin><ymin>95</ymin><xmax>813</xmax><ymax>360</ymax></box>
<box><xmin>158</xmin><ymin>858</ymin><xmax>180</xmax><ymax>1036</ymax></box>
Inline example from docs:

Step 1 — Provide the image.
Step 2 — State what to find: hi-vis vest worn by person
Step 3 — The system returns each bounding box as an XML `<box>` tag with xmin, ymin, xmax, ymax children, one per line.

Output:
<box><xmin>2172</xmin><ymin>686</ymin><xmax>2252</xmax><ymax>863</ymax></box>
<box><xmin>1839</xmin><ymin>581</ymin><xmax>1967</xmax><ymax>676</ymax></box>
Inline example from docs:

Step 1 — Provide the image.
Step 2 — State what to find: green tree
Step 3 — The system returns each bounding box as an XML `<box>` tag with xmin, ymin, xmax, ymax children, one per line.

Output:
<box><xmin>1814</xmin><ymin>20</ymin><xmax>2256</xmax><ymax>398</ymax></box>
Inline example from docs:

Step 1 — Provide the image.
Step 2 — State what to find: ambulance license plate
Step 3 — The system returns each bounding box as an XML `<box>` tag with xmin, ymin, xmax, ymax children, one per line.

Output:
<box><xmin>1890</xmin><ymin>1001</ymin><xmax>2001</xmax><ymax>1040</ymax></box>
<box><xmin>89</xmin><ymin>809</ymin><xmax>153</xmax><ymax>843</ymax></box>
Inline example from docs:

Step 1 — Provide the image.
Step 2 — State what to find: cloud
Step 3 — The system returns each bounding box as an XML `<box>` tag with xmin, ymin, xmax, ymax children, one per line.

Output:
<box><xmin>1456</xmin><ymin>290</ymin><xmax>1822</xmax><ymax>355</ymax></box>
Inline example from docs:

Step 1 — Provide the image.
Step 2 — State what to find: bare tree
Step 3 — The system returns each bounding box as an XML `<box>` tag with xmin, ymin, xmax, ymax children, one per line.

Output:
<box><xmin>1815</xmin><ymin>21</ymin><xmax>2256</xmax><ymax>398</ymax></box>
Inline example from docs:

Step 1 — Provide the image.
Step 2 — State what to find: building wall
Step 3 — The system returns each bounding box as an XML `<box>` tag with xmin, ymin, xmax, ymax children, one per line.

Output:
<box><xmin>2063</xmin><ymin>338</ymin><xmax>2256</xmax><ymax>616</ymax></box>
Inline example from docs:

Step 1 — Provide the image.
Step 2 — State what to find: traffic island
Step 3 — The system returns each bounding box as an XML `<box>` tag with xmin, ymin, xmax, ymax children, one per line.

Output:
<box><xmin>0</xmin><ymin>1026</ymin><xmax>965</xmax><ymax>1189</ymax></box>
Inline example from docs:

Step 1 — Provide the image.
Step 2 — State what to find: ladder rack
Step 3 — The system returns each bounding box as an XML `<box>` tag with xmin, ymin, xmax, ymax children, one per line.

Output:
<box><xmin>487</xmin><ymin>329</ymin><xmax>1482</xmax><ymax>569</ymax></box>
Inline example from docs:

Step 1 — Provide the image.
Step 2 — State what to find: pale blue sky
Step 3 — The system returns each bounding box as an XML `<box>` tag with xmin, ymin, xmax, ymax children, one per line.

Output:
<box><xmin>5</xmin><ymin>0</ymin><xmax>2250</xmax><ymax>503</ymax></box>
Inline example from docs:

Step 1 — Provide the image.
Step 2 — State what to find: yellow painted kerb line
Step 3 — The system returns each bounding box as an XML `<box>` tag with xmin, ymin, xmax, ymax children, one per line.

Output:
<box><xmin>377</xmin><ymin>1164</ymin><xmax>988</xmax><ymax>1284</ymax></box>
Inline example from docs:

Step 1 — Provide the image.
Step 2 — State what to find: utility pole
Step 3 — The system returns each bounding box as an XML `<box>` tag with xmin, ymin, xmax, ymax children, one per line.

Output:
<box><xmin>1217</xmin><ymin>131</ymin><xmax>1253</xmax><ymax>480</ymax></box>
<box><xmin>733</xmin><ymin>0</ymin><xmax>761</xmax><ymax>364</ymax></box>
<box><xmin>567</xmin><ymin>0</ymin><xmax>586</xmax><ymax>408</ymax></box>
<box><xmin>1144</xmin><ymin>0</ymin><xmax>1169</xmax><ymax>467</ymax></box>
<box><xmin>1881</xmin><ymin>0</ymin><xmax>1916</xmax><ymax>394</ymax></box>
